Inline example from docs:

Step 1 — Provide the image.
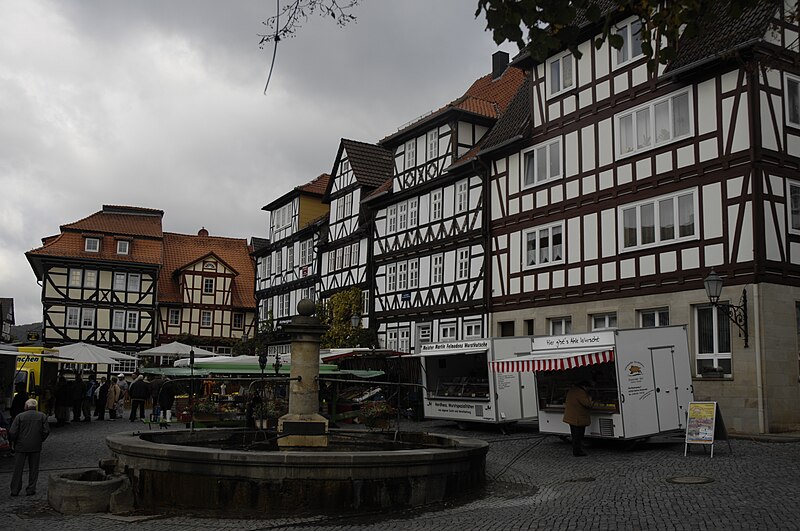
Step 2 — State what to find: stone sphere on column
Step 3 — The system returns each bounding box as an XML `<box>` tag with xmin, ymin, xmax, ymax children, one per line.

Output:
<box><xmin>297</xmin><ymin>298</ymin><xmax>316</xmax><ymax>317</ymax></box>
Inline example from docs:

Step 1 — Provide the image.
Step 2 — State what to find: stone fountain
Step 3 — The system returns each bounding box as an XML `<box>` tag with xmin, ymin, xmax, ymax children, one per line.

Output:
<box><xmin>103</xmin><ymin>300</ymin><xmax>488</xmax><ymax>516</ymax></box>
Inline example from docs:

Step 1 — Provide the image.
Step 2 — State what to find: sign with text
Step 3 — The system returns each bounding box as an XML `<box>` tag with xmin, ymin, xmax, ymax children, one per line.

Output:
<box><xmin>685</xmin><ymin>401</ymin><xmax>717</xmax><ymax>444</ymax></box>
<box><xmin>426</xmin><ymin>400</ymin><xmax>488</xmax><ymax>421</ymax></box>
<box><xmin>419</xmin><ymin>340</ymin><xmax>490</xmax><ymax>353</ymax></box>
<box><xmin>532</xmin><ymin>331</ymin><xmax>615</xmax><ymax>351</ymax></box>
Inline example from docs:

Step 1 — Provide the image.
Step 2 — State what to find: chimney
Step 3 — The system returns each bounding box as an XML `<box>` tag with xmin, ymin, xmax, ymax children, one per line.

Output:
<box><xmin>198</xmin><ymin>227</ymin><xmax>209</xmax><ymax>237</ymax></box>
<box><xmin>492</xmin><ymin>51</ymin><xmax>509</xmax><ymax>80</ymax></box>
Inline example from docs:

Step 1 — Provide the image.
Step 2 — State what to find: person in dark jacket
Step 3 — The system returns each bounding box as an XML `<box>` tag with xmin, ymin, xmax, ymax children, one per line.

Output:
<box><xmin>9</xmin><ymin>399</ymin><xmax>50</xmax><ymax>496</ymax></box>
<box><xmin>10</xmin><ymin>382</ymin><xmax>29</xmax><ymax>421</ymax></box>
<box><xmin>81</xmin><ymin>374</ymin><xmax>97</xmax><ymax>422</ymax></box>
<box><xmin>95</xmin><ymin>377</ymin><xmax>108</xmax><ymax>420</ymax></box>
<box><xmin>128</xmin><ymin>375</ymin><xmax>150</xmax><ymax>421</ymax></box>
<box><xmin>149</xmin><ymin>376</ymin><xmax>164</xmax><ymax>419</ymax></box>
<box><xmin>54</xmin><ymin>376</ymin><xmax>72</xmax><ymax>426</ymax></box>
<box><xmin>158</xmin><ymin>378</ymin><xmax>175</xmax><ymax>421</ymax></box>
<box><xmin>72</xmin><ymin>374</ymin><xmax>86</xmax><ymax>422</ymax></box>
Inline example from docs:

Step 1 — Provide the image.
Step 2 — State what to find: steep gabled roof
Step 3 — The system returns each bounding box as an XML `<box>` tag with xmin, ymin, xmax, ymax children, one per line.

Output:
<box><xmin>323</xmin><ymin>139</ymin><xmax>394</xmax><ymax>200</ymax></box>
<box><xmin>380</xmin><ymin>66</ymin><xmax>526</xmax><ymax>145</ymax></box>
<box><xmin>159</xmin><ymin>232</ymin><xmax>255</xmax><ymax>308</ymax></box>
<box><xmin>477</xmin><ymin>75</ymin><xmax>533</xmax><ymax>155</ymax></box>
<box><xmin>262</xmin><ymin>174</ymin><xmax>331</xmax><ymax>211</ymax></box>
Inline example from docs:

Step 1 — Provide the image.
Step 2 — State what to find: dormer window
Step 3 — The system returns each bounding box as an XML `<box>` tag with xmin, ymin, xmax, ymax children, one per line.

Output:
<box><xmin>613</xmin><ymin>18</ymin><xmax>645</xmax><ymax>68</ymax></box>
<box><xmin>405</xmin><ymin>139</ymin><xmax>416</xmax><ymax>169</ymax></box>
<box><xmin>84</xmin><ymin>237</ymin><xmax>100</xmax><ymax>253</ymax></box>
<box><xmin>117</xmin><ymin>240</ymin><xmax>129</xmax><ymax>255</ymax></box>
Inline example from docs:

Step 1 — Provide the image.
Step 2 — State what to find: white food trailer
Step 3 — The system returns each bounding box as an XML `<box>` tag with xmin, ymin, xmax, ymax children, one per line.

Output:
<box><xmin>490</xmin><ymin>326</ymin><xmax>693</xmax><ymax>440</ymax></box>
<box><xmin>414</xmin><ymin>338</ymin><xmax>538</xmax><ymax>425</ymax></box>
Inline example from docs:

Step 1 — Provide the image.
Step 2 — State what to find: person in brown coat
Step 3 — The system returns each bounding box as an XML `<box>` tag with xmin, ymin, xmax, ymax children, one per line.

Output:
<box><xmin>106</xmin><ymin>377</ymin><xmax>121</xmax><ymax>420</ymax></box>
<box><xmin>562</xmin><ymin>381</ymin><xmax>596</xmax><ymax>457</ymax></box>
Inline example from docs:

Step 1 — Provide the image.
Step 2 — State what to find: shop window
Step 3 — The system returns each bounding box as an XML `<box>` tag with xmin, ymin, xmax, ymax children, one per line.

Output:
<box><xmin>695</xmin><ymin>305</ymin><xmax>732</xmax><ymax>377</ymax></box>
<box><xmin>640</xmin><ymin>308</ymin><xmax>669</xmax><ymax>328</ymax></box>
<box><xmin>499</xmin><ymin>321</ymin><xmax>515</xmax><ymax>337</ymax></box>
<box><xmin>591</xmin><ymin>313</ymin><xmax>617</xmax><ymax>330</ymax></box>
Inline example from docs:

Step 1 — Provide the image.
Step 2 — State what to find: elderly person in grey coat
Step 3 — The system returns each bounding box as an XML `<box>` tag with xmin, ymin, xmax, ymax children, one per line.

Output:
<box><xmin>9</xmin><ymin>398</ymin><xmax>50</xmax><ymax>496</ymax></box>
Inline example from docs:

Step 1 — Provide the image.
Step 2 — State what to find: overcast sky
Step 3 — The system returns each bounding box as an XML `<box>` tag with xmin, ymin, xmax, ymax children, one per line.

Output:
<box><xmin>0</xmin><ymin>1</ymin><xmax>517</xmax><ymax>325</ymax></box>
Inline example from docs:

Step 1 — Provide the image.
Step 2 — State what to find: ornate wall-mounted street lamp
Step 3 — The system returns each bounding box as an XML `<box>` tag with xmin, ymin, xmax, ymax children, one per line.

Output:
<box><xmin>703</xmin><ymin>270</ymin><xmax>749</xmax><ymax>348</ymax></box>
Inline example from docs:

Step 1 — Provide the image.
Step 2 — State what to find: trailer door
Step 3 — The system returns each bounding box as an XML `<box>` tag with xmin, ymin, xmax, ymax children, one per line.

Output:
<box><xmin>651</xmin><ymin>347</ymin><xmax>680</xmax><ymax>431</ymax></box>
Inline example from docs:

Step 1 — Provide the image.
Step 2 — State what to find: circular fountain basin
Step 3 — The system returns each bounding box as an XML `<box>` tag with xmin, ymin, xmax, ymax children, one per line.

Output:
<box><xmin>106</xmin><ymin>428</ymin><xmax>488</xmax><ymax>516</ymax></box>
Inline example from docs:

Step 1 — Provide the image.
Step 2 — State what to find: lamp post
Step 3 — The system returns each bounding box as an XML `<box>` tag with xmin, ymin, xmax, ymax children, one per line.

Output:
<box><xmin>350</xmin><ymin>312</ymin><xmax>361</xmax><ymax>347</ymax></box>
<box><xmin>189</xmin><ymin>348</ymin><xmax>195</xmax><ymax>431</ymax></box>
<box><xmin>703</xmin><ymin>270</ymin><xmax>749</xmax><ymax>348</ymax></box>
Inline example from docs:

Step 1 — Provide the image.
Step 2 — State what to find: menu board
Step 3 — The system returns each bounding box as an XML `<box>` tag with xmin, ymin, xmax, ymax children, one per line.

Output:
<box><xmin>685</xmin><ymin>401</ymin><xmax>717</xmax><ymax>444</ymax></box>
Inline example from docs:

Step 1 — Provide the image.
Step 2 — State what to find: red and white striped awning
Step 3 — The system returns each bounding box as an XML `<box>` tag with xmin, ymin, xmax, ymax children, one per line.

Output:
<box><xmin>490</xmin><ymin>350</ymin><xmax>614</xmax><ymax>373</ymax></box>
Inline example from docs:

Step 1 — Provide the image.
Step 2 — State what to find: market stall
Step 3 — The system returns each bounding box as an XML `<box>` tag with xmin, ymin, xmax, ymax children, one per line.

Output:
<box><xmin>490</xmin><ymin>326</ymin><xmax>693</xmax><ymax>440</ymax></box>
<box><xmin>413</xmin><ymin>337</ymin><xmax>538</xmax><ymax>425</ymax></box>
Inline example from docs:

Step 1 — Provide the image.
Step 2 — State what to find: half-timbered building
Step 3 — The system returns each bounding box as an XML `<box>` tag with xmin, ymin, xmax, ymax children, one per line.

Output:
<box><xmin>319</xmin><ymin>140</ymin><xmax>393</xmax><ymax>327</ymax></box>
<box><xmin>256</xmin><ymin>174</ymin><xmax>330</xmax><ymax>356</ymax></box>
<box><xmin>365</xmin><ymin>53</ymin><xmax>525</xmax><ymax>352</ymax></box>
<box><xmin>158</xmin><ymin>229</ymin><xmax>257</xmax><ymax>354</ymax></box>
<box><xmin>1</xmin><ymin>298</ymin><xmax>14</xmax><ymax>342</ymax></box>
<box><xmin>478</xmin><ymin>0</ymin><xmax>800</xmax><ymax>433</ymax></box>
<box><xmin>26</xmin><ymin>205</ymin><xmax>163</xmax><ymax>361</ymax></box>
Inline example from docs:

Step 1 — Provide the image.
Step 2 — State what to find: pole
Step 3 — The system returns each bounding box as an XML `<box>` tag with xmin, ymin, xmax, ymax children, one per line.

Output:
<box><xmin>189</xmin><ymin>348</ymin><xmax>195</xmax><ymax>433</ymax></box>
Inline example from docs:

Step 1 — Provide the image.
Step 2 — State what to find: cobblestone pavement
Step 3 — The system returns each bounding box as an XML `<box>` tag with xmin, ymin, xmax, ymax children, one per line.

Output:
<box><xmin>1</xmin><ymin>412</ymin><xmax>799</xmax><ymax>530</ymax></box>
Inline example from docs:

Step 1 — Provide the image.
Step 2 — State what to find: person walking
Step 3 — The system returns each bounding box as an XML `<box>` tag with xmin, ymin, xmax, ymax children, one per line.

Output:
<box><xmin>95</xmin><ymin>377</ymin><xmax>109</xmax><ymax>420</ymax></box>
<box><xmin>128</xmin><ymin>375</ymin><xmax>149</xmax><ymax>422</ymax></box>
<box><xmin>9</xmin><ymin>399</ymin><xmax>50</xmax><ymax>496</ymax></box>
<box><xmin>116</xmin><ymin>374</ymin><xmax>128</xmax><ymax>419</ymax></box>
<box><xmin>562</xmin><ymin>381</ymin><xmax>597</xmax><ymax>457</ymax></box>
<box><xmin>71</xmin><ymin>374</ymin><xmax>85</xmax><ymax>422</ymax></box>
<box><xmin>54</xmin><ymin>376</ymin><xmax>71</xmax><ymax>426</ymax></box>
<box><xmin>81</xmin><ymin>374</ymin><xmax>97</xmax><ymax>422</ymax></box>
<box><xmin>106</xmin><ymin>377</ymin><xmax>120</xmax><ymax>420</ymax></box>
<box><xmin>149</xmin><ymin>375</ymin><xmax>164</xmax><ymax>420</ymax></box>
<box><xmin>158</xmin><ymin>377</ymin><xmax>175</xmax><ymax>422</ymax></box>
<box><xmin>10</xmin><ymin>382</ymin><xmax>29</xmax><ymax>422</ymax></box>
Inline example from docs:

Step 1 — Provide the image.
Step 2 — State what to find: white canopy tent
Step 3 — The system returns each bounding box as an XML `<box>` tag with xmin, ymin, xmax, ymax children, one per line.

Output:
<box><xmin>55</xmin><ymin>342</ymin><xmax>136</xmax><ymax>365</ymax></box>
<box><xmin>173</xmin><ymin>354</ymin><xmax>240</xmax><ymax>367</ymax></box>
<box><xmin>138</xmin><ymin>342</ymin><xmax>216</xmax><ymax>359</ymax></box>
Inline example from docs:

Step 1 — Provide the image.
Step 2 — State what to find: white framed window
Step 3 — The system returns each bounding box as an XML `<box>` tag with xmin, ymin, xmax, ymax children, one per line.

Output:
<box><xmin>345</xmin><ymin>193</ymin><xmax>353</xmax><ymax>217</ymax></box>
<box><xmin>201</xmin><ymin>310</ymin><xmax>212</xmax><ymax>327</ymax></box>
<box><xmin>350</xmin><ymin>242</ymin><xmax>359</xmax><ymax>266</ymax></box>
<box><xmin>591</xmin><ymin>313</ymin><xmax>617</xmax><ymax>330</ymax></box>
<box><xmin>287</xmin><ymin>247</ymin><xmax>294</xmax><ymax>270</ymax></box>
<box><xmin>233</xmin><ymin>313</ymin><xmax>243</xmax><ymax>329</ymax></box>
<box><xmin>335</xmin><ymin>247</ymin><xmax>343</xmax><ymax>271</ymax></box>
<box><xmin>789</xmin><ymin>180</ymin><xmax>800</xmax><ymax>234</ymax></box>
<box><xmin>340</xmin><ymin>160</ymin><xmax>350</xmax><ymax>175</ymax></box>
<box><xmin>127</xmin><ymin>273</ymin><xmax>141</xmax><ymax>292</ymax></box>
<box><xmin>464</xmin><ymin>321</ymin><xmax>482</xmax><ymax>339</ymax></box>
<box><xmin>203</xmin><ymin>277</ymin><xmax>214</xmax><ymax>294</ymax></box>
<box><xmin>275</xmin><ymin>249</ymin><xmax>282</xmax><ymax>272</ymax></box>
<box><xmin>282</xmin><ymin>293</ymin><xmax>291</xmax><ymax>316</ymax></box>
<box><xmin>431</xmin><ymin>189</ymin><xmax>443</xmax><ymax>221</ymax></box>
<box><xmin>168</xmin><ymin>308</ymin><xmax>180</xmax><ymax>326</ymax></box>
<box><xmin>66</xmin><ymin>307</ymin><xmax>80</xmax><ymax>327</ymax></box>
<box><xmin>300</xmin><ymin>240</ymin><xmax>310</xmax><ymax>266</ymax></box>
<box><xmin>785</xmin><ymin>73</ymin><xmax>800</xmax><ymax>128</ymax></box>
<box><xmin>547</xmin><ymin>51</ymin><xmax>574</xmax><ymax>97</ymax></box>
<box><xmin>399</xmin><ymin>329</ymin><xmax>411</xmax><ymax>353</ymax></box>
<box><xmin>69</xmin><ymin>269</ymin><xmax>82</xmax><ymax>287</ymax></box>
<box><xmin>116</xmin><ymin>240</ymin><xmax>130</xmax><ymax>255</ymax></box>
<box><xmin>81</xmin><ymin>308</ymin><xmax>95</xmax><ymax>328</ymax></box>
<box><xmin>336</xmin><ymin>197</ymin><xmax>345</xmax><ymax>222</ymax></box>
<box><xmin>616</xmin><ymin>88</ymin><xmax>692</xmax><ymax>158</ymax></box>
<box><xmin>417</xmin><ymin>324</ymin><xmax>432</xmax><ymax>344</ymax></box>
<box><xmin>409</xmin><ymin>198</ymin><xmax>418</xmax><ymax>227</ymax></box>
<box><xmin>523</xmin><ymin>222</ymin><xmax>564</xmax><ymax>268</ymax></box>
<box><xmin>613</xmin><ymin>17</ymin><xmax>644</xmax><ymax>68</ymax></box>
<box><xmin>387</xmin><ymin>205</ymin><xmax>397</xmax><ymax>233</ymax></box>
<box><xmin>83</xmin><ymin>270</ymin><xmax>97</xmax><ymax>289</ymax></box>
<box><xmin>457</xmin><ymin>248</ymin><xmax>470</xmax><ymax>280</ymax></box>
<box><xmin>639</xmin><ymin>308</ymin><xmax>670</xmax><ymax>328</ymax></box>
<box><xmin>398</xmin><ymin>202</ymin><xmax>408</xmax><ymax>230</ymax></box>
<box><xmin>266</xmin><ymin>254</ymin><xmax>273</xmax><ymax>276</ymax></box>
<box><xmin>456</xmin><ymin>180</ymin><xmax>468</xmax><ymax>213</ymax></box>
<box><xmin>695</xmin><ymin>305</ymin><xmax>732</xmax><ymax>376</ymax></box>
<box><xmin>405</xmin><ymin>139</ymin><xmax>416</xmax><ymax>169</ymax></box>
<box><xmin>113</xmin><ymin>310</ymin><xmax>126</xmax><ymax>330</ymax></box>
<box><xmin>387</xmin><ymin>264</ymin><xmax>397</xmax><ymax>292</ymax></box>
<box><xmin>84</xmin><ymin>237</ymin><xmax>100</xmax><ymax>252</ymax></box>
<box><xmin>432</xmin><ymin>254</ymin><xmax>444</xmax><ymax>284</ymax></box>
<box><xmin>126</xmin><ymin>311</ymin><xmax>138</xmax><ymax>330</ymax></box>
<box><xmin>113</xmin><ymin>272</ymin><xmax>126</xmax><ymax>291</ymax></box>
<box><xmin>387</xmin><ymin>330</ymin><xmax>398</xmax><ymax>350</ymax></box>
<box><xmin>549</xmin><ymin>317</ymin><xmax>572</xmax><ymax>335</ymax></box>
<box><xmin>274</xmin><ymin>204</ymin><xmax>291</xmax><ymax>230</ymax></box>
<box><xmin>620</xmin><ymin>189</ymin><xmax>697</xmax><ymax>251</ymax></box>
<box><xmin>427</xmin><ymin>130</ymin><xmax>439</xmax><ymax>160</ymax></box>
<box><xmin>328</xmin><ymin>251</ymin><xmax>335</xmax><ymax>273</ymax></box>
<box><xmin>523</xmin><ymin>138</ymin><xmax>561</xmax><ymax>187</ymax></box>
<box><xmin>398</xmin><ymin>261</ymin><xmax>408</xmax><ymax>291</ymax></box>
<box><xmin>361</xmin><ymin>289</ymin><xmax>369</xmax><ymax>314</ymax></box>
<box><xmin>409</xmin><ymin>260</ymin><xmax>419</xmax><ymax>288</ymax></box>
<box><xmin>440</xmin><ymin>322</ymin><xmax>457</xmax><ymax>340</ymax></box>
<box><xmin>343</xmin><ymin>243</ymin><xmax>351</xmax><ymax>268</ymax></box>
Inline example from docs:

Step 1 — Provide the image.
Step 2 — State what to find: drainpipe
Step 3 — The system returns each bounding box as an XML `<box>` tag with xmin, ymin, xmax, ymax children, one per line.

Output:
<box><xmin>752</xmin><ymin>283</ymin><xmax>766</xmax><ymax>433</ymax></box>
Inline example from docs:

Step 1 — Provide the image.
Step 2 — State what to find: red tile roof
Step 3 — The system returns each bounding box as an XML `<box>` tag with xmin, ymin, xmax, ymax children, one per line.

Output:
<box><xmin>159</xmin><ymin>232</ymin><xmax>255</xmax><ymax>308</ymax></box>
<box><xmin>61</xmin><ymin>205</ymin><xmax>164</xmax><ymax>238</ymax></box>
<box><xmin>299</xmin><ymin>173</ymin><xmax>330</xmax><ymax>196</ymax></box>
<box><xmin>27</xmin><ymin>232</ymin><xmax>163</xmax><ymax>265</ymax></box>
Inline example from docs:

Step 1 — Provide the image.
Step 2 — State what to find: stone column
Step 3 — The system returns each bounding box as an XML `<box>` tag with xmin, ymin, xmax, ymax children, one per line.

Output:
<box><xmin>277</xmin><ymin>299</ymin><xmax>329</xmax><ymax>447</ymax></box>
